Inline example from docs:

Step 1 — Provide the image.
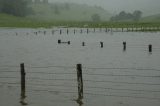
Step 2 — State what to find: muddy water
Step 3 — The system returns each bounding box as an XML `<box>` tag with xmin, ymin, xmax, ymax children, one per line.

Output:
<box><xmin>0</xmin><ymin>28</ymin><xmax>160</xmax><ymax>106</ymax></box>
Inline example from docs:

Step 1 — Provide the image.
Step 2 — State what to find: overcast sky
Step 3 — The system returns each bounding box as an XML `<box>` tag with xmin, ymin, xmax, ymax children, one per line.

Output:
<box><xmin>49</xmin><ymin>0</ymin><xmax>160</xmax><ymax>16</ymax></box>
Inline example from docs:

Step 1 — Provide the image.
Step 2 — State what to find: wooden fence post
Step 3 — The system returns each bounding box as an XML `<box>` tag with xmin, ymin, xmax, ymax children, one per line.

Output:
<box><xmin>82</xmin><ymin>42</ymin><xmax>85</xmax><ymax>46</ymax></box>
<box><xmin>80</xmin><ymin>29</ymin><xmax>83</xmax><ymax>34</ymax></box>
<box><xmin>94</xmin><ymin>28</ymin><xmax>95</xmax><ymax>32</ymax></box>
<box><xmin>105</xmin><ymin>28</ymin><xmax>108</xmax><ymax>32</ymax></box>
<box><xmin>100</xmin><ymin>42</ymin><xmax>103</xmax><ymax>48</ymax></box>
<box><xmin>123</xmin><ymin>42</ymin><xmax>126</xmax><ymax>51</ymax></box>
<box><xmin>44</xmin><ymin>31</ymin><xmax>46</xmax><ymax>35</ymax></box>
<box><xmin>76</xmin><ymin>64</ymin><xmax>83</xmax><ymax>99</ymax></box>
<box><xmin>87</xmin><ymin>29</ymin><xmax>89</xmax><ymax>34</ymax></box>
<box><xmin>122</xmin><ymin>28</ymin><xmax>124</xmax><ymax>32</ymax></box>
<box><xmin>20</xmin><ymin>63</ymin><xmax>26</xmax><ymax>98</ymax></box>
<box><xmin>60</xmin><ymin>29</ymin><xmax>62</xmax><ymax>35</ymax></box>
<box><xmin>74</xmin><ymin>29</ymin><xmax>76</xmax><ymax>34</ymax></box>
<box><xmin>148</xmin><ymin>44</ymin><xmax>152</xmax><ymax>53</ymax></box>
<box><xmin>68</xmin><ymin>41</ymin><xmax>71</xmax><ymax>45</ymax></box>
<box><xmin>58</xmin><ymin>40</ymin><xmax>61</xmax><ymax>44</ymax></box>
<box><xmin>67</xmin><ymin>29</ymin><xmax>69</xmax><ymax>35</ymax></box>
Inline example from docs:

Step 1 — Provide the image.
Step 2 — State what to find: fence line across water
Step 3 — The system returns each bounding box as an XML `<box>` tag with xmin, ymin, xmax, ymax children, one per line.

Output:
<box><xmin>0</xmin><ymin>63</ymin><xmax>160</xmax><ymax>102</ymax></box>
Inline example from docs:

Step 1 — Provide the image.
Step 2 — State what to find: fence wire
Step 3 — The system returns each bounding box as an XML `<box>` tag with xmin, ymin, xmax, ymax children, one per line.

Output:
<box><xmin>0</xmin><ymin>64</ymin><xmax>160</xmax><ymax>101</ymax></box>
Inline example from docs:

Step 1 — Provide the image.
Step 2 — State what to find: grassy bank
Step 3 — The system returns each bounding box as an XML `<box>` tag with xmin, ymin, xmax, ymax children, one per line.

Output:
<box><xmin>0</xmin><ymin>14</ymin><xmax>160</xmax><ymax>28</ymax></box>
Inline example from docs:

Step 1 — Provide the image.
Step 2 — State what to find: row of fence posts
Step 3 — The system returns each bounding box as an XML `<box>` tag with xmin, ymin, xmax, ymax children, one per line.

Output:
<box><xmin>16</xmin><ymin>27</ymin><xmax>159</xmax><ymax>36</ymax></box>
<box><xmin>57</xmin><ymin>40</ymin><xmax>153</xmax><ymax>53</ymax></box>
<box><xmin>20</xmin><ymin>63</ymin><xmax>83</xmax><ymax>103</ymax></box>
<box><xmin>56</xmin><ymin>27</ymin><xmax>160</xmax><ymax>35</ymax></box>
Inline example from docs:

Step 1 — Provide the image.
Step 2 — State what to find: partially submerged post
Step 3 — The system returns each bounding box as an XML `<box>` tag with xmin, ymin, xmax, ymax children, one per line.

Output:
<box><xmin>100</xmin><ymin>42</ymin><xmax>103</xmax><ymax>48</ymax></box>
<box><xmin>68</xmin><ymin>41</ymin><xmax>71</xmax><ymax>45</ymax></box>
<box><xmin>148</xmin><ymin>44</ymin><xmax>152</xmax><ymax>53</ymax></box>
<box><xmin>67</xmin><ymin>29</ymin><xmax>69</xmax><ymax>35</ymax></box>
<box><xmin>74</xmin><ymin>29</ymin><xmax>76</xmax><ymax>34</ymax></box>
<box><xmin>44</xmin><ymin>31</ymin><xmax>46</xmax><ymax>35</ymax></box>
<box><xmin>20</xmin><ymin>63</ymin><xmax>26</xmax><ymax>98</ymax></box>
<box><xmin>123</xmin><ymin>42</ymin><xmax>126</xmax><ymax>51</ymax></box>
<box><xmin>80</xmin><ymin>29</ymin><xmax>83</xmax><ymax>34</ymax></box>
<box><xmin>87</xmin><ymin>29</ymin><xmax>89</xmax><ymax>34</ymax></box>
<box><xmin>76</xmin><ymin>64</ymin><xmax>83</xmax><ymax>100</ymax></box>
<box><xmin>105</xmin><ymin>28</ymin><xmax>108</xmax><ymax>32</ymax></box>
<box><xmin>82</xmin><ymin>42</ymin><xmax>85</xmax><ymax>46</ymax></box>
<box><xmin>60</xmin><ymin>29</ymin><xmax>62</xmax><ymax>35</ymax></box>
<box><xmin>58</xmin><ymin>39</ymin><xmax>61</xmax><ymax>44</ymax></box>
<box><xmin>122</xmin><ymin>28</ymin><xmax>124</xmax><ymax>32</ymax></box>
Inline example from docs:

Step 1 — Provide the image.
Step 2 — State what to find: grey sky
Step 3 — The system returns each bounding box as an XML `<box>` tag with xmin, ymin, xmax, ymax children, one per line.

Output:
<box><xmin>49</xmin><ymin>0</ymin><xmax>160</xmax><ymax>16</ymax></box>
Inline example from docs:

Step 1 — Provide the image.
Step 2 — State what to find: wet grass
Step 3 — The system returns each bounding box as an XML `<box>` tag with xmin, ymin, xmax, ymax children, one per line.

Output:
<box><xmin>0</xmin><ymin>13</ymin><xmax>160</xmax><ymax>28</ymax></box>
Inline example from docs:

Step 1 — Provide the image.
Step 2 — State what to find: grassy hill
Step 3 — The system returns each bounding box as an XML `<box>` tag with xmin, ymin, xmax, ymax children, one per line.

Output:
<box><xmin>142</xmin><ymin>14</ymin><xmax>160</xmax><ymax>22</ymax></box>
<box><xmin>0</xmin><ymin>13</ymin><xmax>57</xmax><ymax>28</ymax></box>
<box><xmin>27</xmin><ymin>2</ymin><xmax>111</xmax><ymax>21</ymax></box>
<box><xmin>0</xmin><ymin>13</ymin><xmax>32</xmax><ymax>27</ymax></box>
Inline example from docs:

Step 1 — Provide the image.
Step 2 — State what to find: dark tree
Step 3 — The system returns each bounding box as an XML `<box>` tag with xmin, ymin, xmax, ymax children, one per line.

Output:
<box><xmin>110</xmin><ymin>10</ymin><xmax>142</xmax><ymax>21</ymax></box>
<box><xmin>119</xmin><ymin>11</ymin><xmax>127</xmax><ymax>20</ymax></box>
<box><xmin>0</xmin><ymin>0</ymin><xmax>3</xmax><ymax>12</ymax></box>
<box><xmin>0</xmin><ymin>0</ymin><xmax>31</xmax><ymax>17</ymax></box>
<box><xmin>43</xmin><ymin>0</ymin><xmax>48</xmax><ymax>4</ymax></box>
<box><xmin>34</xmin><ymin>0</ymin><xmax>41</xmax><ymax>4</ymax></box>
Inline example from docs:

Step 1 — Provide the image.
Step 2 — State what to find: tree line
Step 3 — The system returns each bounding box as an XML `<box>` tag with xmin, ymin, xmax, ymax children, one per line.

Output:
<box><xmin>110</xmin><ymin>10</ymin><xmax>142</xmax><ymax>22</ymax></box>
<box><xmin>0</xmin><ymin>0</ymin><xmax>32</xmax><ymax>17</ymax></box>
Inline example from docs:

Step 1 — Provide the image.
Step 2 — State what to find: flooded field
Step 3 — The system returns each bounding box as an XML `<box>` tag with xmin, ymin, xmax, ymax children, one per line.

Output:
<box><xmin>0</xmin><ymin>28</ymin><xmax>160</xmax><ymax>106</ymax></box>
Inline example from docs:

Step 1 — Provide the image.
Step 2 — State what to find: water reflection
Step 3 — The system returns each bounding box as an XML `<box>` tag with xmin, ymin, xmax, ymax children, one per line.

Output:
<box><xmin>76</xmin><ymin>98</ymin><xmax>83</xmax><ymax>106</ymax></box>
<box><xmin>20</xmin><ymin>92</ymin><xmax>28</xmax><ymax>105</ymax></box>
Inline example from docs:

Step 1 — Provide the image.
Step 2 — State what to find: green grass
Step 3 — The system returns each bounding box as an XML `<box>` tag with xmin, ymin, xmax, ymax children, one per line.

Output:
<box><xmin>0</xmin><ymin>13</ymin><xmax>160</xmax><ymax>28</ymax></box>
<box><xmin>142</xmin><ymin>14</ymin><xmax>160</xmax><ymax>22</ymax></box>
<box><xmin>1</xmin><ymin>2</ymin><xmax>160</xmax><ymax>28</ymax></box>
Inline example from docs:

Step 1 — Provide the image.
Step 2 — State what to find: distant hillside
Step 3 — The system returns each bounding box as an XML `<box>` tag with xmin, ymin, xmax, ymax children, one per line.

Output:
<box><xmin>142</xmin><ymin>13</ymin><xmax>160</xmax><ymax>22</ymax></box>
<box><xmin>27</xmin><ymin>2</ymin><xmax>111</xmax><ymax>21</ymax></box>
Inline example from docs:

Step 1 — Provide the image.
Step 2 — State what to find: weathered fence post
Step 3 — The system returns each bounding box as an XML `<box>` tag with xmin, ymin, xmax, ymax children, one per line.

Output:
<box><xmin>68</xmin><ymin>41</ymin><xmax>71</xmax><ymax>45</ymax></box>
<box><xmin>67</xmin><ymin>29</ymin><xmax>69</xmax><ymax>35</ymax></box>
<box><xmin>148</xmin><ymin>44</ymin><xmax>152</xmax><ymax>53</ymax></box>
<box><xmin>35</xmin><ymin>32</ymin><xmax>38</xmax><ymax>35</ymax></box>
<box><xmin>60</xmin><ymin>29</ymin><xmax>62</xmax><ymax>35</ymax></box>
<box><xmin>52</xmin><ymin>30</ymin><xmax>54</xmax><ymax>35</ymax></box>
<box><xmin>74</xmin><ymin>29</ymin><xmax>76</xmax><ymax>34</ymax></box>
<box><xmin>123</xmin><ymin>42</ymin><xmax>126</xmax><ymax>51</ymax></box>
<box><xmin>44</xmin><ymin>31</ymin><xmax>46</xmax><ymax>35</ymax></box>
<box><xmin>105</xmin><ymin>28</ymin><xmax>108</xmax><ymax>32</ymax></box>
<box><xmin>58</xmin><ymin>39</ymin><xmax>61</xmax><ymax>44</ymax></box>
<box><xmin>82</xmin><ymin>42</ymin><xmax>85</xmax><ymax>46</ymax></box>
<box><xmin>80</xmin><ymin>29</ymin><xmax>83</xmax><ymax>34</ymax></box>
<box><xmin>20</xmin><ymin>63</ymin><xmax>26</xmax><ymax>98</ymax></box>
<box><xmin>87</xmin><ymin>29</ymin><xmax>89</xmax><ymax>34</ymax></box>
<box><xmin>100</xmin><ymin>42</ymin><xmax>103</xmax><ymax>48</ymax></box>
<box><xmin>76</xmin><ymin>64</ymin><xmax>83</xmax><ymax>99</ymax></box>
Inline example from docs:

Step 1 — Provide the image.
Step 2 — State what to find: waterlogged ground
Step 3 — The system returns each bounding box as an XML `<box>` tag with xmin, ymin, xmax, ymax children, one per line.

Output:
<box><xmin>0</xmin><ymin>28</ymin><xmax>160</xmax><ymax>106</ymax></box>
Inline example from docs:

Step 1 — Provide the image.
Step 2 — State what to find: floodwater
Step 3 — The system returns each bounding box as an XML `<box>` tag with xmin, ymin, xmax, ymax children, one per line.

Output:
<box><xmin>0</xmin><ymin>28</ymin><xmax>160</xmax><ymax>106</ymax></box>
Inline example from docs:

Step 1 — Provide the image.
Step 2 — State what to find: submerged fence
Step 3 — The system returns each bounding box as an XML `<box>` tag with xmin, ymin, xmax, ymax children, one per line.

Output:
<box><xmin>0</xmin><ymin>63</ymin><xmax>160</xmax><ymax>101</ymax></box>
